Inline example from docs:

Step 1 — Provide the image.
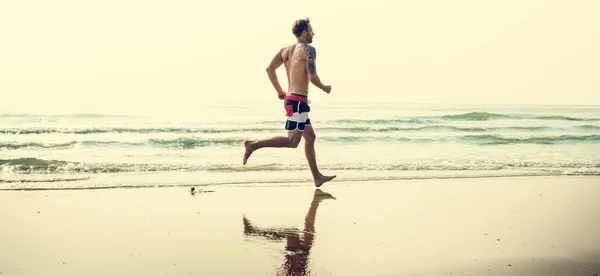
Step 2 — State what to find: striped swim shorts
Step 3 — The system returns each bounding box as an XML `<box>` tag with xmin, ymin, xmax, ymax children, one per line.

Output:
<box><xmin>283</xmin><ymin>94</ymin><xmax>311</xmax><ymax>132</ymax></box>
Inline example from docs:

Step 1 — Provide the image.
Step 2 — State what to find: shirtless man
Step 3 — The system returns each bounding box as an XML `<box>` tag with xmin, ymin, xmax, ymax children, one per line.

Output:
<box><xmin>243</xmin><ymin>18</ymin><xmax>336</xmax><ymax>187</ymax></box>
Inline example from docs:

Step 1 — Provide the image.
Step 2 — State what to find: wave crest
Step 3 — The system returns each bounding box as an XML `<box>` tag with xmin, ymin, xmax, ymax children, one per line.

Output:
<box><xmin>441</xmin><ymin>112</ymin><xmax>598</xmax><ymax>121</ymax></box>
<box><xmin>460</xmin><ymin>134</ymin><xmax>600</xmax><ymax>145</ymax></box>
<box><xmin>2</xmin><ymin>158</ymin><xmax>599</xmax><ymax>174</ymax></box>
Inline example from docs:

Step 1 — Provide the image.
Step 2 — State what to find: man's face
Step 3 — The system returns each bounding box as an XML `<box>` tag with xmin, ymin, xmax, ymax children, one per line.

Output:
<box><xmin>304</xmin><ymin>25</ymin><xmax>314</xmax><ymax>43</ymax></box>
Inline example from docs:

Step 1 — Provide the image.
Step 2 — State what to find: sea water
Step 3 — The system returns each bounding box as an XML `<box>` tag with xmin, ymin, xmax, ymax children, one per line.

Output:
<box><xmin>1</xmin><ymin>101</ymin><xmax>599</xmax><ymax>190</ymax></box>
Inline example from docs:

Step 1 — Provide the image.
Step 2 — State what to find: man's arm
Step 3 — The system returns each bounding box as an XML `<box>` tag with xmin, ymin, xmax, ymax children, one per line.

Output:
<box><xmin>305</xmin><ymin>45</ymin><xmax>331</xmax><ymax>93</ymax></box>
<box><xmin>266</xmin><ymin>48</ymin><xmax>286</xmax><ymax>99</ymax></box>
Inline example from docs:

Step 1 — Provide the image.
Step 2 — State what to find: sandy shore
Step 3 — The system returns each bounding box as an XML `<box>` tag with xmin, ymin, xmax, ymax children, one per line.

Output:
<box><xmin>1</xmin><ymin>176</ymin><xmax>599</xmax><ymax>276</ymax></box>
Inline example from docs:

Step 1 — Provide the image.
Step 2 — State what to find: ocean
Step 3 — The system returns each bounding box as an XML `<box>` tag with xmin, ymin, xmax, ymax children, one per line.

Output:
<box><xmin>1</xmin><ymin>101</ymin><xmax>599</xmax><ymax>190</ymax></box>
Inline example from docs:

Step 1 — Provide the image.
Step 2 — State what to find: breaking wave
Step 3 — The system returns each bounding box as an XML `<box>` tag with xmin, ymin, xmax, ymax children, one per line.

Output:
<box><xmin>2</xmin><ymin>134</ymin><xmax>599</xmax><ymax>151</ymax></box>
<box><xmin>2</xmin><ymin>158</ymin><xmax>599</xmax><ymax>174</ymax></box>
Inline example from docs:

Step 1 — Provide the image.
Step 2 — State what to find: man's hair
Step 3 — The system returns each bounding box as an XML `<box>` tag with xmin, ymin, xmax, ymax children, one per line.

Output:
<box><xmin>292</xmin><ymin>18</ymin><xmax>310</xmax><ymax>37</ymax></box>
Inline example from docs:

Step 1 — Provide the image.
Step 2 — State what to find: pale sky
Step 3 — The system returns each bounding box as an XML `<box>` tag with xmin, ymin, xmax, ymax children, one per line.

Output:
<box><xmin>1</xmin><ymin>0</ymin><xmax>599</xmax><ymax>113</ymax></box>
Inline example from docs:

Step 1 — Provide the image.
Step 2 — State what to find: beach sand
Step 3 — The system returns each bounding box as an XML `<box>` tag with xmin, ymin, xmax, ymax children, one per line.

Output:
<box><xmin>1</xmin><ymin>176</ymin><xmax>599</xmax><ymax>276</ymax></box>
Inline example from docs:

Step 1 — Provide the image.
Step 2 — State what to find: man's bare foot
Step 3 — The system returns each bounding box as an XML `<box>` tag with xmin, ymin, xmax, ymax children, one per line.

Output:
<box><xmin>314</xmin><ymin>189</ymin><xmax>336</xmax><ymax>200</ymax></box>
<box><xmin>243</xmin><ymin>141</ymin><xmax>254</xmax><ymax>165</ymax></box>
<box><xmin>314</xmin><ymin>174</ymin><xmax>336</xmax><ymax>188</ymax></box>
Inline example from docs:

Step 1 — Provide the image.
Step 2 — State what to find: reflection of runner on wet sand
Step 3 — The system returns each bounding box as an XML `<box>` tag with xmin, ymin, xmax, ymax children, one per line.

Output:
<box><xmin>243</xmin><ymin>189</ymin><xmax>336</xmax><ymax>276</ymax></box>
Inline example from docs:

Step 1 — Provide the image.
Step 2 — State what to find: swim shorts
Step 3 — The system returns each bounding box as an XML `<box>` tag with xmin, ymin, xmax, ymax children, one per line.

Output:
<box><xmin>283</xmin><ymin>94</ymin><xmax>311</xmax><ymax>131</ymax></box>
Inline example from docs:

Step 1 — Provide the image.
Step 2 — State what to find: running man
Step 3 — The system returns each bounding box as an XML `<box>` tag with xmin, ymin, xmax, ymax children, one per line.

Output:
<box><xmin>242</xmin><ymin>18</ymin><xmax>336</xmax><ymax>187</ymax></box>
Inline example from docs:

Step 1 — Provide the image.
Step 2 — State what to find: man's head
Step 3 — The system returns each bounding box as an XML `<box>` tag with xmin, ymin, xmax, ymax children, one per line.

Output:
<box><xmin>292</xmin><ymin>18</ymin><xmax>314</xmax><ymax>44</ymax></box>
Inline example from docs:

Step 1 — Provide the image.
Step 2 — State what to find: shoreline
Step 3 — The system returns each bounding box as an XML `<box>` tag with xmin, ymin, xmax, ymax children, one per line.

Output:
<box><xmin>1</xmin><ymin>174</ymin><xmax>598</xmax><ymax>191</ymax></box>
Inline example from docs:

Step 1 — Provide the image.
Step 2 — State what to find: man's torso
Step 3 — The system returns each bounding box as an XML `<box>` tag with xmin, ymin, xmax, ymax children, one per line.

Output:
<box><xmin>281</xmin><ymin>43</ymin><xmax>310</xmax><ymax>96</ymax></box>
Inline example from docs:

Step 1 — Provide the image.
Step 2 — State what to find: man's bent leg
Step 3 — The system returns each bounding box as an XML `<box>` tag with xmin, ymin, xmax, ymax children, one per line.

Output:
<box><xmin>302</xmin><ymin>126</ymin><xmax>336</xmax><ymax>187</ymax></box>
<box><xmin>243</xmin><ymin>131</ymin><xmax>302</xmax><ymax>165</ymax></box>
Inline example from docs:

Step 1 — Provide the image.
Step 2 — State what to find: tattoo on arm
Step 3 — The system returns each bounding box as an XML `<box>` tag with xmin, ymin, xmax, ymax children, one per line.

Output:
<box><xmin>305</xmin><ymin>45</ymin><xmax>317</xmax><ymax>76</ymax></box>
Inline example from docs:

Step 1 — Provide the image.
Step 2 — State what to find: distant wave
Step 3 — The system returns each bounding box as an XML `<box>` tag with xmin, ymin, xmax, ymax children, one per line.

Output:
<box><xmin>0</xmin><ymin>138</ymin><xmax>247</xmax><ymax>150</ymax></box>
<box><xmin>322</xmin><ymin>134</ymin><xmax>600</xmax><ymax>145</ymax></box>
<box><xmin>2</xmin><ymin>134</ymin><xmax>599</xmax><ymax>150</ymax></box>
<box><xmin>2</xmin><ymin>158</ymin><xmax>598</xmax><ymax>174</ymax></box>
<box><xmin>1</xmin><ymin>111</ymin><xmax>598</xmax><ymax>122</ymax></box>
<box><xmin>0</xmin><ymin>140</ymin><xmax>146</xmax><ymax>150</ymax></box>
<box><xmin>332</xmin><ymin>112</ymin><xmax>598</xmax><ymax>123</ymax></box>
<box><xmin>1</xmin><ymin>158</ymin><xmax>68</xmax><ymax>171</ymax></box>
<box><xmin>0</xmin><ymin>113</ymin><xmax>131</xmax><ymax>118</ymax></box>
<box><xmin>0</xmin><ymin>124</ymin><xmax>595</xmax><ymax>136</ymax></box>
<box><xmin>0</xmin><ymin>177</ymin><xmax>91</xmax><ymax>183</ymax></box>
<box><xmin>0</xmin><ymin>127</ymin><xmax>282</xmax><ymax>135</ymax></box>
<box><xmin>148</xmin><ymin>137</ymin><xmax>246</xmax><ymax>148</ymax></box>
<box><xmin>576</xmin><ymin>125</ymin><xmax>600</xmax><ymax>130</ymax></box>
<box><xmin>441</xmin><ymin>112</ymin><xmax>599</xmax><ymax>121</ymax></box>
<box><xmin>0</xmin><ymin>141</ymin><xmax>79</xmax><ymax>150</ymax></box>
<box><xmin>441</xmin><ymin>112</ymin><xmax>512</xmax><ymax>120</ymax></box>
<box><xmin>330</xmin><ymin>118</ymin><xmax>429</xmax><ymax>124</ymax></box>
<box><xmin>458</xmin><ymin>134</ymin><xmax>600</xmax><ymax>145</ymax></box>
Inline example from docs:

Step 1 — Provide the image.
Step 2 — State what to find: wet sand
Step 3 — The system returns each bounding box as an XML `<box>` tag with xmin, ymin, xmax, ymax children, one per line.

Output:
<box><xmin>1</xmin><ymin>176</ymin><xmax>599</xmax><ymax>276</ymax></box>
